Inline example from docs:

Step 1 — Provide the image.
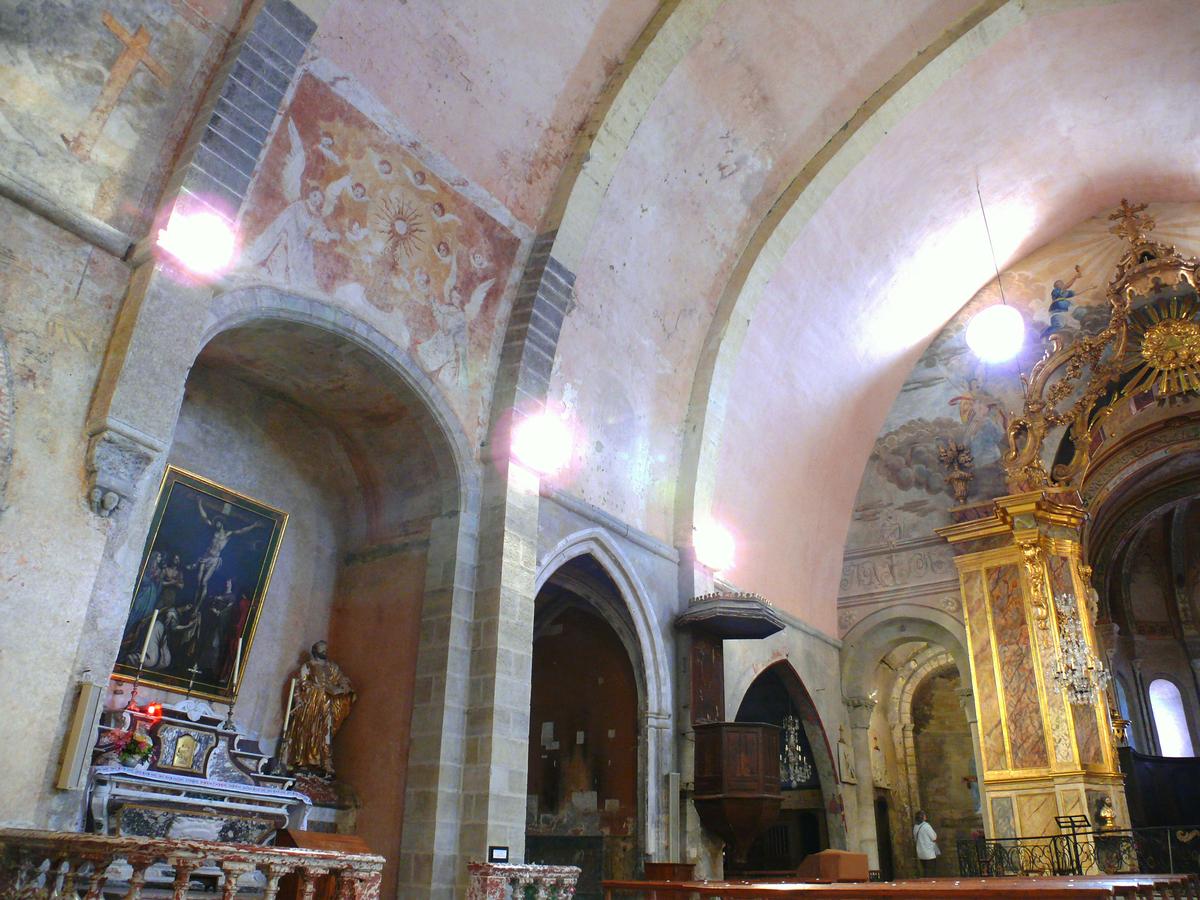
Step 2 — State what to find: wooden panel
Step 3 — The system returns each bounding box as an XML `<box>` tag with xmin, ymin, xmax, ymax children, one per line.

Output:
<box><xmin>691</xmin><ymin>634</ymin><xmax>725</xmax><ymax>725</ymax></box>
<box><xmin>694</xmin><ymin>723</ymin><xmax>781</xmax><ymax>797</ymax></box>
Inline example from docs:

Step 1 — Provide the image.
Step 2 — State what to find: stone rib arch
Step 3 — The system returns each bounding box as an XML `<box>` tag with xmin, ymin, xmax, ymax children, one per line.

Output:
<box><xmin>489</xmin><ymin>1</ymin><xmax>721</xmax><ymax>429</ymax></box>
<box><xmin>535</xmin><ymin>527</ymin><xmax>673</xmax><ymax>856</ymax></box>
<box><xmin>890</xmin><ymin>649</ymin><xmax>957</xmax><ymax>827</ymax></box>
<box><xmin>203</xmin><ymin>285</ymin><xmax>480</xmax><ymax>509</ymax></box>
<box><xmin>674</xmin><ymin>0</ymin><xmax>1024</xmax><ymax>545</ymax></box>
<box><xmin>535</xmin><ymin>528</ymin><xmax>670</xmax><ymax>714</ymax></box>
<box><xmin>840</xmin><ymin>604</ymin><xmax>969</xmax><ymax>703</ymax></box>
<box><xmin>79</xmin><ymin>281</ymin><xmax>481</xmax><ymax>894</ymax></box>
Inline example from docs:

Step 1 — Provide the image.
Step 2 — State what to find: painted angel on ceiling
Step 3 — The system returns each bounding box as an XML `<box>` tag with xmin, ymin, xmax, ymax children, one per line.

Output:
<box><xmin>244</xmin><ymin>118</ymin><xmax>339</xmax><ymax>291</ymax></box>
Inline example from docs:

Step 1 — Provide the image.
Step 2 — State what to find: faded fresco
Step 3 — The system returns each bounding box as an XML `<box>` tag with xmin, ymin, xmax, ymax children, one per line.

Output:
<box><xmin>845</xmin><ymin>203</ymin><xmax>1200</xmax><ymax>553</ymax></box>
<box><xmin>238</xmin><ymin>73</ymin><xmax>520</xmax><ymax>433</ymax></box>
<box><xmin>0</xmin><ymin>0</ymin><xmax>238</xmax><ymax>231</ymax></box>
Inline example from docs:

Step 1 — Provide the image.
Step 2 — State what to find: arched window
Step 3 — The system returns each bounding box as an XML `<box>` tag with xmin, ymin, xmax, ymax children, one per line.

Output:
<box><xmin>1148</xmin><ymin>679</ymin><xmax>1195</xmax><ymax>757</ymax></box>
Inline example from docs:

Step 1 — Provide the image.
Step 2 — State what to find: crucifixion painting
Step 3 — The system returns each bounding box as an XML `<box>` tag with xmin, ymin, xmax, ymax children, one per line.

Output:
<box><xmin>113</xmin><ymin>467</ymin><xmax>288</xmax><ymax>701</ymax></box>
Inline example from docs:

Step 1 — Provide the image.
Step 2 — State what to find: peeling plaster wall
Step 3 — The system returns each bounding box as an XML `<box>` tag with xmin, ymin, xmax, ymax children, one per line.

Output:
<box><xmin>0</xmin><ymin>199</ymin><xmax>126</xmax><ymax>827</ymax></box>
<box><xmin>312</xmin><ymin>0</ymin><xmax>658</xmax><ymax>230</ymax></box>
<box><xmin>547</xmin><ymin>0</ymin><xmax>977</xmax><ymax>545</ymax></box>
<box><xmin>1</xmin><ymin>0</ymin><xmax>243</xmax><ymax>232</ymax></box>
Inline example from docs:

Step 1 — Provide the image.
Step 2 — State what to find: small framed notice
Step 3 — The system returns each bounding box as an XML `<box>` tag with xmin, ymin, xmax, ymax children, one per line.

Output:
<box><xmin>488</xmin><ymin>846</ymin><xmax>509</xmax><ymax>863</ymax></box>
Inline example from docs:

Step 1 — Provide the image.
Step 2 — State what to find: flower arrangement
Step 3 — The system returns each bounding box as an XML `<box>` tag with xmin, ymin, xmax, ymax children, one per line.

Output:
<box><xmin>108</xmin><ymin>729</ymin><xmax>154</xmax><ymax>766</ymax></box>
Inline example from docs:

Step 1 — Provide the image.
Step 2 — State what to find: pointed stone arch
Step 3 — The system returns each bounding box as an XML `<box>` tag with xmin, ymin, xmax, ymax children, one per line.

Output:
<box><xmin>728</xmin><ymin>658</ymin><xmax>848</xmax><ymax>849</ymax></box>
<box><xmin>79</xmin><ymin>281</ymin><xmax>482</xmax><ymax>895</ymax></box>
<box><xmin>535</xmin><ymin>527</ymin><xmax>673</xmax><ymax>857</ymax></box>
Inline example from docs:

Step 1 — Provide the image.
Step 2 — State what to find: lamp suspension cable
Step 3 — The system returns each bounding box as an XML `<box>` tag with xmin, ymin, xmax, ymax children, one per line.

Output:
<box><xmin>976</xmin><ymin>175</ymin><xmax>1009</xmax><ymax>307</ymax></box>
<box><xmin>965</xmin><ymin>175</ymin><xmax>1025</xmax><ymax>363</ymax></box>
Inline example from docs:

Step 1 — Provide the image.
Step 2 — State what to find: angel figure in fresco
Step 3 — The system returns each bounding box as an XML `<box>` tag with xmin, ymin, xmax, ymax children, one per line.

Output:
<box><xmin>415</xmin><ymin>246</ymin><xmax>495</xmax><ymax>389</ymax></box>
<box><xmin>401</xmin><ymin>161</ymin><xmax>437</xmax><ymax>193</ymax></box>
<box><xmin>244</xmin><ymin>119</ymin><xmax>338</xmax><ymax>290</ymax></box>
<box><xmin>324</xmin><ymin>174</ymin><xmax>369</xmax><ymax>212</ymax></box>
<box><xmin>430</xmin><ymin>200</ymin><xmax>461</xmax><ymax>226</ymax></box>
<box><xmin>948</xmin><ymin>377</ymin><xmax>1009</xmax><ymax>444</ymax></box>
<box><xmin>316</xmin><ymin>132</ymin><xmax>342</xmax><ymax>167</ymax></box>
<box><xmin>370</xmin><ymin>150</ymin><xmax>396</xmax><ymax>181</ymax></box>
<box><xmin>1041</xmin><ymin>264</ymin><xmax>1083</xmax><ymax>339</ymax></box>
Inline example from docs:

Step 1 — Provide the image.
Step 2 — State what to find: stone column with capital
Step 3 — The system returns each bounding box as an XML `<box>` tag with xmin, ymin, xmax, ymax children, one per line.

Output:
<box><xmin>957</xmin><ymin>686</ymin><xmax>986</xmax><ymax>818</ymax></box>
<box><xmin>845</xmin><ymin>696</ymin><xmax>879</xmax><ymax>868</ymax></box>
<box><xmin>937</xmin><ymin>490</ymin><xmax>1128</xmax><ymax>839</ymax></box>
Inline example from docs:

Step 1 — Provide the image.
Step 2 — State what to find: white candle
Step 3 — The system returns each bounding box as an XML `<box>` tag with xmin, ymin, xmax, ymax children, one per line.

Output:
<box><xmin>282</xmin><ymin>677</ymin><xmax>296</xmax><ymax>737</ymax></box>
<box><xmin>232</xmin><ymin>638</ymin><xmax>243</xmax><ymax>685</ymax></box>
<box><xmin>140</xmin><ymin>610</ymin><xmax>159</xmax><ymax>667</ymax></box>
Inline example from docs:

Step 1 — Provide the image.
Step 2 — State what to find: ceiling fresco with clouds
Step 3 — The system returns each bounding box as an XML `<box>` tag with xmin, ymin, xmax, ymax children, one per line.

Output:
<box><xmin>845</xmin><ymin>202</ymin><xmax>1200</xmax><ymax>555</ymax></box>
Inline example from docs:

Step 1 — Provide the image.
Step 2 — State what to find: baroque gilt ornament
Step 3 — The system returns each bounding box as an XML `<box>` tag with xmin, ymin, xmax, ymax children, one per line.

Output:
<box><xmin>1003</xmin><ymin>200</ymin><xmax>1200</xmax><ymax>493</ymax></box>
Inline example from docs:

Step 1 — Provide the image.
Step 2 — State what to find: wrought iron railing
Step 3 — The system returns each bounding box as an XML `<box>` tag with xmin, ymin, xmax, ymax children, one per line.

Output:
<box><xmin>959</xmin><ymin>826</ymin><xmax>1200</xmax><ymax>877</ymax></box>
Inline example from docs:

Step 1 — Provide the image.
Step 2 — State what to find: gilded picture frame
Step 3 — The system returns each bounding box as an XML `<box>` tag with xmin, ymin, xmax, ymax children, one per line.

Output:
<box><xmin>112</xmin><ymin>466</ymin><xmax>288</xmax><ymax>702</ymax></box>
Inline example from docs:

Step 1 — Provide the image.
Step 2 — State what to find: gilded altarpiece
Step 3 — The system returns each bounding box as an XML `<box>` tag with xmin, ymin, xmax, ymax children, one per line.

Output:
<box><xmin>938</xmin><ymin>491</ymin><xmax>1126</xmax><ymax>840</ymax></box>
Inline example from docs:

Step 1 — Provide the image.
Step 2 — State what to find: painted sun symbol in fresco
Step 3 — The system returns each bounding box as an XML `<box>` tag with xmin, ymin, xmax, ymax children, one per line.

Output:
<box><xmin>376</xmin><ymin>196</ymin><xmax>425</xmax><ymax>264</ymax></box>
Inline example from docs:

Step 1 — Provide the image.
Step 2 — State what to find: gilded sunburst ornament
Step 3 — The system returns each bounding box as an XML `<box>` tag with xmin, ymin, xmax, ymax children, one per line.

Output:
<box><xmin>1125</xmin><ymin>295</ymin><xmax>1200</xmax><ymax>397</ymax></box>
<box><xmin>376</xmin><ymin>196</ymin><xmax>425</xmax><ymax>264</ymax></box>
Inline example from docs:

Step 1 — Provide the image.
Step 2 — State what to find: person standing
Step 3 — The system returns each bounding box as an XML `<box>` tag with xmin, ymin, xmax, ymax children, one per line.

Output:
<box><xmin>913</xmin><ymin>810</ymin><xmax>939</xmax><ymax>877</ymax></box>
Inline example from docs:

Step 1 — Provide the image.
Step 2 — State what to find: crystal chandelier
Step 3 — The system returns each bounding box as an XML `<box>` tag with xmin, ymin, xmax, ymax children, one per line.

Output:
<box><xmin>780</xmin><ymin>714</ymin><xmax>814</xmax><ymax>786</ymax></box>
<box><xmin>1052</xmin><ymin>591</ymin><xmax>1110</xmax><ymax>706</ymax></box>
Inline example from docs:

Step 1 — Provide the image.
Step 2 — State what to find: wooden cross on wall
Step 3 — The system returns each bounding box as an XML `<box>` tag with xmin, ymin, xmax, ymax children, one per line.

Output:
<box><xmin>65</xmin><ymin>11</ymin><xmax>170</xmax><ymax>160</ymax></box>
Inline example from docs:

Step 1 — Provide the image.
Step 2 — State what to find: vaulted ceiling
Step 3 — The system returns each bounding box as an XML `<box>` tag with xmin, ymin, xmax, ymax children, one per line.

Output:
<box><xmin>305</xmin><ymin>0</ymin><xmax>1200</xmax><ymax>632</ymax></box>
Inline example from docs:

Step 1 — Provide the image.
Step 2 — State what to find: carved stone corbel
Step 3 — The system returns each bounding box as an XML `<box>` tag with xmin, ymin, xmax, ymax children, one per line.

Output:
<box><xmin>85</xmin><ymin>423</ymin><xmax>162</xmax><ymax>518</ymax></box>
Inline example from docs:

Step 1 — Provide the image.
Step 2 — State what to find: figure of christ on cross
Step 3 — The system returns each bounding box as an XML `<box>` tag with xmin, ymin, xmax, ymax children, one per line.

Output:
<box><xmin>191</xmin><ymin>499</ymin><xmax>262</xmax><ymax>605</ymax></box>
<box><xmin>65</xmin><ymin>11</ymin><xmax>170</xmax><ymax>160</ymax></box>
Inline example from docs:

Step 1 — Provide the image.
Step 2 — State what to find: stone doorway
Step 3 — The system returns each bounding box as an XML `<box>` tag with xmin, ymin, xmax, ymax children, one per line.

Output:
<box><xmin>526</xmin><ymin>556</ymin><xmax>643</xmax><ymax>899</ymax></box>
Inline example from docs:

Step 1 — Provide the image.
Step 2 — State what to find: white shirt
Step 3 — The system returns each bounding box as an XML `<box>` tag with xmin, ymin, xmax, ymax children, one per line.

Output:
<box><xmin>914</xmin><ymin>820</ymin><xmax>938</xmax><ymax>860</ymax></box>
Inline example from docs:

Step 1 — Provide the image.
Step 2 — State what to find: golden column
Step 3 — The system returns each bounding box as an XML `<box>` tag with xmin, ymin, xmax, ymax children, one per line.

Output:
<box><xmin>933</xmin><ymin>200</ymin><xmax>1200</xmax><ymax>840</ymax></box>
<box><xmin>937</xmin><ymin>489</ymin><xmax>1126</xmax><ymax>839</ymax></box>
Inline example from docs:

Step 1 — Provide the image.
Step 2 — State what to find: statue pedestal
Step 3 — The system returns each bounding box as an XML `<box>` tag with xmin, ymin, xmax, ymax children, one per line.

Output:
<box><xmin>291</xmin><ymin>775</ymin><xmax>360</xmax><ymax>834</ymax></box>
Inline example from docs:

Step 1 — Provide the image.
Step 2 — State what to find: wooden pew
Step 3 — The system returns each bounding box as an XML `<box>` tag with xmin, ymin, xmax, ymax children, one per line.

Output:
<box><xmin>602</xmin><ymin>878</ymin><xmax>1120</xmax><ymax>898</ymax></box>
<box><xmin>603</xmin><ymin>875</ymin><xmax>1200</xmax><ymax>900</ymax></box>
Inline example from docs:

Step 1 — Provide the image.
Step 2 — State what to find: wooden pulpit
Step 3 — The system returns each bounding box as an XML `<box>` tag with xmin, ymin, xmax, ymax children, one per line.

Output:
<box><xmin>692</xmin><ymin>721</ymin><xmax>782</xmax><ymax>865</ymax></box>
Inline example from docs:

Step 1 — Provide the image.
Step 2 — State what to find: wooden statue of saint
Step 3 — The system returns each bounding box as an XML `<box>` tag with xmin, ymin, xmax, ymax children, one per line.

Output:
<box><xmin>283</xmin><ymin>640</ymin><xmax>356</xmax><ymax>779</ymax></box>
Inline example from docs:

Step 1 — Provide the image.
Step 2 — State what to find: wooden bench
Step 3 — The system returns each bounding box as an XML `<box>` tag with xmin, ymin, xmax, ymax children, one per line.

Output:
<box><xmin>609</xmin><ymin>868</ymin><xmax>1200</xmax><ymax>897</ymax></box>
<box><xmin>603</xmin><ymin>873</ymin><xmax>1200</xmax><ymax>899</ymax></box>
<box><xmin>602</xmin><ymin>878</ymin><xmax>1121</xmax><ymax>898</ymax></box>
<box><xmin>921</xmin><ymin>875</ymin><xmax>1196</xmax><ymax>899</ymax></box>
